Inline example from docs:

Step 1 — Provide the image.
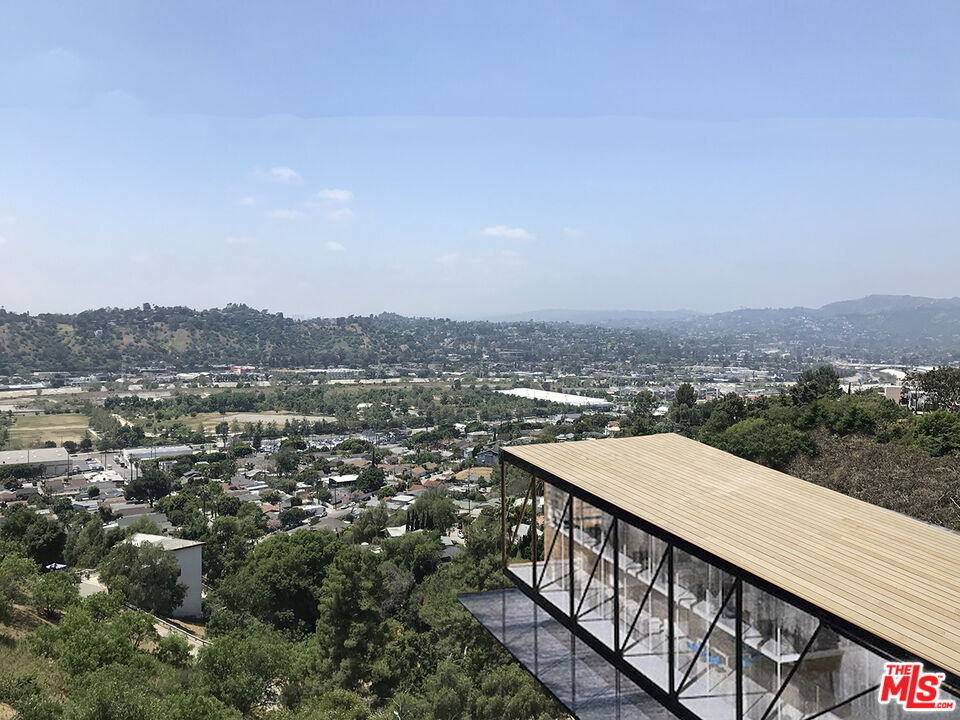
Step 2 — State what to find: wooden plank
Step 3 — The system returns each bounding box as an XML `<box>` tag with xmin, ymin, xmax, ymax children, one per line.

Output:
<box><xmin>502</xmin><ymin>433</ymin><xmax>960</xmax><ymax>678</ymax></box>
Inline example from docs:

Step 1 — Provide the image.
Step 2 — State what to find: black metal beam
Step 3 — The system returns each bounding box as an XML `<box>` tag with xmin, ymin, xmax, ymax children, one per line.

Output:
<box><xmin>612</xmin><ymin>518</ymin><xmax>620</xmax><ymax>655</ymax></box>
<box><xmin>735</xmin><ymin>579</ymin><xmax>743</xmax><ymax>720</ymax></box>
<box><xmin>621</xmin><ymin>544</ymin><xmax>670</xmax><ymax>654</ymax></box>
<box><xmin>538</xmin><ymin>493</ymin><xmax>571</xmax><ymax>590</ymax></box>
<box><xmin>568</xmin><ymin>493</ymin><xmax>575</xmax><ymax>618</ymax></box>
<box><xmin>575</xmin><ymin>519</ymin><xmax>615</xmax><ymax>618</ymax></box>
<box><xmin>801</xmin><ymin>685</ymin><xmax>879</xmax><ymax>720</ymax></box>
<box><xmin>667</xmin><ymin>545</ymin><xmax>675</xmax><ymax>695</ymax></box>
<box><xmin>759</xmin><ymin>624</ymin><xmax>821</xmax><ymax>720</ymax></box>
<box><xmin>677</xmin><ymin>580</ymin><xmax>738</xmax><ymax>695</ymax></box>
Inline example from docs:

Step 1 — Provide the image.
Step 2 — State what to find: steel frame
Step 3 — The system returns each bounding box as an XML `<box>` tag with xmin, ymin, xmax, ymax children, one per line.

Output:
<box><xmin>498</xmin><ymin>456</ymin><xmax>960</xmax><ymax>720</ymax></box>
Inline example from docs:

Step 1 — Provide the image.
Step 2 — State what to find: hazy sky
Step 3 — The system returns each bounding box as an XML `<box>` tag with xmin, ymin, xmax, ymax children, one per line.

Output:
<box><xmin>1</xmin><ymin>1</ymin><xmax>958</xmax><ymax>318</ymax></box>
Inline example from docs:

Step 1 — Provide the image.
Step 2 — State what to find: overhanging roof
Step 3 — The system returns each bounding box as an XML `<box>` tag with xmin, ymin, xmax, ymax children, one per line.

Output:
<box><xmin>501</xmin><ymin>433</ymin><xmax>960</xmax><ymax>682</ymax></box>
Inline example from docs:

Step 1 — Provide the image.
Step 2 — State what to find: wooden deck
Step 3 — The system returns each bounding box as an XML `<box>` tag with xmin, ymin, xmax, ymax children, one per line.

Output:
<box><xmin>502</xmin><ymin>433</ymin><xmax>960</xmax><ymax>680</ymax></box>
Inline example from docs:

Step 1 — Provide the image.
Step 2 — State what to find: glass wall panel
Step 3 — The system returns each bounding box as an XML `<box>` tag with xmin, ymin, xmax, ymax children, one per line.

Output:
<box><xmin>618</xmin><ymin>522</ymin><xmax>671</xmax><ymax>689</ymax></box>
<box><xmin>538</xmin><ymin>482</ymin><xmax>572</xmax><ymax>615</ymax></box>
<box><xmin>672</xmin><ymin>547</ymin><xmax>737</xmax><ymax>720</ymax></box>
<box><xmin>770</xmin><ymin>629</ymin><xmax>960</xmax><ymax>720</ymax></box>
<box><xmin>572</xmin><ymin>498</ymin><xmax>617</xmax><ymax>648</ymax></box>
<box><xmin>740</xmin><ymin>581</ymin><xmax>828</xmax><ymax>720</ymax></box>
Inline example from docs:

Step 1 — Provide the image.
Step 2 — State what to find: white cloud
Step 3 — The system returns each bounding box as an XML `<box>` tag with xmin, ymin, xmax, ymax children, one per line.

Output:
<box><xmin>327</xmin><ymin>207</ymin><xmax>354</xmax><ymax>222</ymax></box>
<box><xmin>267</xmin><ymin>167</ymin><xmax>301</xmax><ymax>184</ymax></box>
<box><xmin>480</xmin><ymin>225</ymin><xmax>534</xmax><ymax>241</ymax></box>
<box><xmin>237</xmin><ymin>196</ymin><xmax>257</xmax><ymax>207</ymax></box>
<box><xmin>325</xmin><ymin>241</ymin><xmax>345</xmax><ymax>252</ymax></box>
<box><xmin>562</xmin><ymin>227</ymin><xmax>585</xmax><ymax>237</ymax></box>
<box><xmin>225</xmin><ymin>236</ymin><xmax>254</xmax><ymax>246</ymax></box>
<box><xmin>316</xmin><ymin>188</ymin><xmax>353</xmax><ymax>203</ymax></box>
<box><xmin>270</xmin><ymin>208</ymin><xmax>304</xmax><ymax>220</ymax></box>
<box><xmin>434</xmin><ymin>253</ymin><xmax>459</xmax><ymax>266</ymax></box>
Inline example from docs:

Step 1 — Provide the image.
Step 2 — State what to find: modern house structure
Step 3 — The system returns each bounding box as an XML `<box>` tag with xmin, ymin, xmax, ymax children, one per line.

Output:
<box><xmin>461</xmin><ymin>434</ymin><xmax>960</xmax><ymax>719</ymax></box>
<box><xmin>130</xmin><ymin>533</ymin><xmax>203</xmax><ymax>618</ymax></box>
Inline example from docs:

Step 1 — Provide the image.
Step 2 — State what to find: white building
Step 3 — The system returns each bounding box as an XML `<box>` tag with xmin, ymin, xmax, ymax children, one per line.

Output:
<box><xmin>0</xmin><ymin>447</ymin><xmax>70</xmax><ymax>477</ymax></box>
<box><xmin>122</xmin><ymin>445</ymin><xmax>194</xmax><ymax>463</ymax></box>
<box><xmin>130</xmin><ymin>533</ymin><xmax>203</xmax><ymax>618</ymax></box>
<box><xmin>497</xmin><ymin>388</ymin><xmax>614</xmax><ymax>409</ymax></box>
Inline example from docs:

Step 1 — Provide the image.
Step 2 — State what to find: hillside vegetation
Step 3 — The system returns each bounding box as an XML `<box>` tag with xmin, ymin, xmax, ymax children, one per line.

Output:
<box><xmin>0</xmin><ymin>305</ymin><xmax>680</xmax><ymax>374</ymax></box>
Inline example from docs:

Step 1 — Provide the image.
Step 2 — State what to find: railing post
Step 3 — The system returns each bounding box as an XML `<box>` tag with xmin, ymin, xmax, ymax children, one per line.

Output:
<box><xmin>667</xmin><ymin>544</ymin><xmax>675</xmax><ymax>695</ymax></box>
<box><xmin>736</xmin><ymin>579</ymin><xmax>744</xmax><ymax>720</ymax></box>
<box><xmin>569</xmin><ymin>495</ymin><xmax>575</xmax><ymax>618</ymax></box>
<box><xmin>613</xmin><ymin>518</ymin><xmax>620</xmax><ymax>655</ymax></box>
<box><xmin>531</xmin><ymin>472</ymin><xmax>538</xmax><ymax>590</ymax></box>
<box><xmin>500</xmin><ymin>459</ymin><xmax>506</xmax><ymax>571</ymax></box>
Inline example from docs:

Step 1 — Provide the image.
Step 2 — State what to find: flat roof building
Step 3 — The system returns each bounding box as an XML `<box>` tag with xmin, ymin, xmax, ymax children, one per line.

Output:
<box><xmin>0</xmin><ymin>447</ymin><xmax>70</xmax><ymax>477</ymax></box>
<box><xmin>122</xmin><ymin>445</ymin><xmax>194</xmax><ymax>463</ymax></box>
<box><xmin>130</xmin><ymin>532</ymin><xmax>203</xmax><ymax>618</ymax></box>
<box><xmin>498</xmin><ymin>387</ymin><xmax>614</xmax><ymax>408</ymax></box>
<box><xmin>462</xmin><ymin>434</ymin><xmax>960</xmax><ymax>720</ymax></box>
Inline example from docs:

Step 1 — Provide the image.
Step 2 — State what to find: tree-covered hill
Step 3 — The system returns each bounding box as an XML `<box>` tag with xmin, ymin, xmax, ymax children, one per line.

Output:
<box><xmin>0</xmin><ymin>305</ymin><xmax>683</xmax><ymax>374</ymax></box>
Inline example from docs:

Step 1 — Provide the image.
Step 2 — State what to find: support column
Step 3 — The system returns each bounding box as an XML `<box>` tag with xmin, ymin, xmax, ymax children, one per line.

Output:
<box><xmin>500</xmin><ymin>460</ymin><xmax>506</xmax><ymax>570</ymax></box>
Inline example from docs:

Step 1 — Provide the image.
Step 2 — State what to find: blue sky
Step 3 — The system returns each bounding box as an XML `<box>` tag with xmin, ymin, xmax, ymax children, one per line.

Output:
<box><xmin>1</xmin><ymin>1</ymin><xmax>958</xmax><ymax>317</ymax></box>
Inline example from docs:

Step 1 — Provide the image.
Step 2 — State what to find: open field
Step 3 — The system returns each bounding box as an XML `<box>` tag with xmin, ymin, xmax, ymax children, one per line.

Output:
<box><xmin>170</xmin><ymin>411</ymin><xmax>338</xmax><ymax>433</ymax></box>
<box><xmin>7</xmin><ymin>413</ymin><xmax>89</xmax><ymax>449</ymax></box>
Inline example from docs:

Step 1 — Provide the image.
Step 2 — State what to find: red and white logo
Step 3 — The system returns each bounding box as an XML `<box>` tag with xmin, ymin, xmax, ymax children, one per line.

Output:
<box><xmin>879</xmin><ymin>663</ymin><xmax>956</xmax><ymax>711</ymax></box>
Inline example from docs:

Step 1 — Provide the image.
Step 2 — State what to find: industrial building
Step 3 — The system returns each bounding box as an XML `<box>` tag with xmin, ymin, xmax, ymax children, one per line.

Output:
<box><xmin>0</xmin><ymin>446</ymin><xmax>70</xmax><ymax>477</ymax></box>
<box><xmin>122</xmin><ymin>445</ymin><xmax>194</xmax><ymax>464</ymax></box>
<box><xmin>462</xmin><ymin>434</ymin><xmax>960</xmax><ymax>719</ymax></box>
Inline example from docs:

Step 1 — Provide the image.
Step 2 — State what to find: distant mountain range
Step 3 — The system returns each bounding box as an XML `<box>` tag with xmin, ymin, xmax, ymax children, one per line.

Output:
<box><xmin>495</xmin><ymin>295</ymin><xmax>960</xmax><ymax>329</ymax></box>
<box><xmin>486</xmin><ymin>308</ymin><xmax>703</xmax><ymax>326</ymax></box>
<box><xmin>490</xmin><ymin>295</ymin><xmax>960</xmax><ymax>360</ymax></box>
<box><xmin>2</xmin><ymin>295</ymin><xmax>959</xmax><ymax>373</ymax></box>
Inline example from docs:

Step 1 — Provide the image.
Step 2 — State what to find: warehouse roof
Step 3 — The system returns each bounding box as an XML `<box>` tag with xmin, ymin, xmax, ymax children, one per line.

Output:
<box><xmin>502</xmin><ymin>433</ymin><xmax>960</xmax><ymax>682</ymax></box>
<box><xmin>0</xmin><ymin>447</ymin><xmax>68</xmax><ymax>466</ymax></box>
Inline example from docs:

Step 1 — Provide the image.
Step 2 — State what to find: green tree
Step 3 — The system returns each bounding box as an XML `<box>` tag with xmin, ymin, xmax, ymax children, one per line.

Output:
<box><xmin>198</xmin><ymin>626</ymin><xmax>291</xmax><ymax>714</ymax></box>
<box><xmin>356</xmin><ymin>466</ymin><xmax>385</xmax><ymax>493</ymax></box>
<box><xmin>0</xmin><ymin>549</ymin><xmax>37</xmax><ymax>623</ymax></box>
<box><xmin>380</xmin><ymin>532</ymin><xmax>442</xmax><ymax>584</ymax></box>
<box><xmin>215</xmin><ymin>421</ymin><xmax>230</xmax><ymax>447</ymax></box>
<box><xmin>407</xmin><ymin>489</ymin><xmax>456</xmax><ymax>533</ymax></box>
<box><xmin>710</xmin><ymin>418</ymin><xmax>814</xmax><ymax>470</ymax></box>
<box><xmin>621</xmin><ymin>390</ymin><xmax>660</xmax><ymax>436</ymax></box>
<box><xmin>350</xmin><ymin>506</ymin><xmax>388</xmax><ymax>544</ymax></box>
<box><xmin>790</xmin><ymin>366</ymin><xmax>842</xmax><ymax>405</ymax></box>
<box><xmin>904</xmin><ymin>366</ymin><xmax>960</xmax><ymax>411</ymax></box>
<box><xmin>125</xmin><ymin>465</ymin><xmax>173</xmax><ymax>507</ymax></box>
<box><xmin>674</xmin><ymin>383</ymin><xmax>697</xmax><ymax>408</ymax></box>
<box><xmin>289</xmin><ymin>690</ymin><xmax>373</xmax><ymax>720</ymax></box>
<box><xmin>65</xmin><ymin>516</ymin><xmax>108</xmax><ymax>568</ymax></box>
<box><xmin>279</xmin><ymin>507</ymin><xmax>308</xmax><ymax>528</ymax></box>
<box><xmin>153</xmin><ymin>632</ymin><xmax>192</xmax><ymax>666</ymax></box>
<box><xmin>216</xmin><ymin>530</ymin><xmax>341</xmax><ymax>633</ymax></box>
<box><xmin>98</xmin><ymin>540</ymin><xmax>187</xmax><ymax>615</ymax></box>
<box><xmin>31</xmin><ymin>570</ymin><xmax>79</xmax><ymax>618</ymax></box>
<box><xmin>313</xmin><ymin>546</ymin><xmax>384</xmax><ymax>690</ymax></box>
<box><xmin>156</xmin><ymin>690</ymin><xmax>242</xmax><ymax>720</ymax></box>
<box><xmin>913</xmin><ymin>410</ymin><xmax>960</xmax><ymax>456</ymax></box>
<box><xmin>274</xmin><ymin>445</ymin><xmax>300</xmax><ymax>476</ymax></box>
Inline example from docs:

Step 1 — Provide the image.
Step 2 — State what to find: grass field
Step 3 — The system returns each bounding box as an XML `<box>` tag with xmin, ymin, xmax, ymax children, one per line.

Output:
<box><xmin>7</xmin><ymin>414</ymin><xmax>90</xmax><ymax>449</ymax></box>
<box><xmin>147</xmin><ymin>411</ymin><xmax>337</xmax><ymax>434</ymax></box>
